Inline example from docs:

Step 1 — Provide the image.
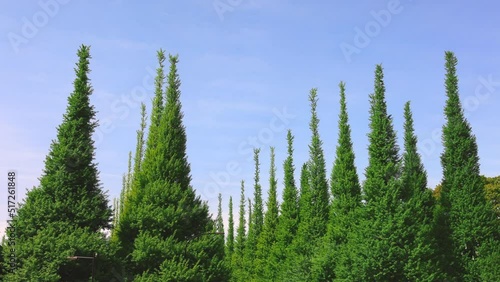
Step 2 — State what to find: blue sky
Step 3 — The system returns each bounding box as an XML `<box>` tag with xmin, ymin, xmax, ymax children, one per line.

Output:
<box><xmin>1</xmin><ymin>0</ymin><xmax>499</xmax><ymax>235</ymax></box>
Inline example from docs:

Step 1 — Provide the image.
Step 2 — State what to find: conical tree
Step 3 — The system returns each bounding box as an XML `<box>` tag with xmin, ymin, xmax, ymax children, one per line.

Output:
<box><xmin>4</xmin><ymin>45</ymin><xmax>112</xmax><ymax>281</ymax></box>
<box><xmin>313</xmin><ymin>81</ymin><xmax>361</xmax><ymax>281</ymax></box>
<box><xmin>231</xmin><ymin>181</ymin><xmax>247</xmax><ymax>281</ymax></box>
<box><xmin>272</xmin><ymin>130</ymin><xmax>299</xmax><ymax>280</ymax></box>
<box><xmin>341</xmin><ymin>65</ymin><xmax>404</xmax><ymax>281</ymax></box>
<box><xmin>330</xmin><ymin>82</ymin><xmax>361</xmax><ymax>210</ymax></box>
<box><xmin>364</xmin><ymin>65</ymin><xmax>400</xmax><ymax>205</ymax></box>
<box><xmin>118</xmin><ymin>53</ymin><xmax>228</xmax><ymax>281</ymax></box>
<box><xmin>288</xmin><ymin>88</ymin><xmax>330</xmax><ymax>280</ymax></box>
<box><xmin>243</xmin><ymin>148</ymin><xmax>263</xmax><ymax>280</ymax></box>
<box><xmin>306</xmin><ymin>88</ymin><xmax>330</xmax><ymax>236</ymax></box>
<box><xmin>399</xmin><ymin>101</ymin><xmax>442</xmax><ymax>281</ymax></box>
<box><xmin>226</xmin><ymin>196</ymin><xmax>235</xmax><ymax>262</ymax></box>
<box><xmin>438</xmin><ymin>51</ymin><xmax>500</xmax><ymax>280</ymax></box>
<box><xmin>255</xmin><ymin>147</ymin><xmax>280</xmax><ymax>280</ymax></box>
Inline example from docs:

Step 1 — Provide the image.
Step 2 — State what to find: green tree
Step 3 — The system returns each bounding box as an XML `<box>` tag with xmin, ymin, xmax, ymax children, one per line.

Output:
<box><xmin>340</xmin><ymin>65</ymin><xmax>404</xmax><ymax>281</ymax></box>
<box><xmin>111</xmin><ymin>103</ymin><xmax>147</xmax><ymax>265</ymax></box>
<box><xmin>3</xmin><ymin>45</ymin><xmax>112</xmax><ymax>281</ymax></box>
<box><xmin>231</xmin><ymin>181</ymin><xmax>247</xmax><ymax>282</ymax></box>
<box><xmin>115</xmin><ymin>51</ymin><xmax>166</xmax><ymax>260</ymax></box>
<box><xmin>226</xmin><ymin>196</ymin><xmax>235</xmax><ymax>264</ymax></box>
<box><xmin>243</xmin><ymin>148</ymin><xmax>263</xmax><ymax>280</ymax></box>
<box><xmin>272</xmin><ymin>130</ymin><xmax>299</xmax><ymax>280</ymax></box>
<box><xmin>399</xmin><ymin>101</ymin><xmax>441</xmax><ymax>281</ymax></box>
<box><xmin>306</xmin><ymin>88</ymin><xmax>330</xmax><ymax>237</ymax></box>
<box><xmin>244</xmin><ymin>198</ymin><xmax>253</xmax><ymax>280</ymax></box>
<box><xmin>255</xmin><ymin>147</ymin><xmax>280</xmax><ymax>280</ymax></box>
<box><xmin>438</xmin><ymin>51</ymin><xmax>499</xmax><ymax>280</ymax></box>
<box><xmin>313</xmin><ymin>81</ymin><xmax>361</xmax><ymax>281</ymax></box>
<box><xmin>288</xmin><ymin>88</ymin><xmax>330</xmax><ymax>280</ymax></box>
<box><xmin>363</xmin><ymin>65</ymin><xmax>401</xmax><ymax>205</ymax></box>
<box><xmin>117</xmin><ymin>53</ymin><xmax>228</xmax><ymax>281</ymax></box>
<box><xmin>285</xmin><ymin>162</ymin><xmax>311</xmax><ymax>281</ymax></box>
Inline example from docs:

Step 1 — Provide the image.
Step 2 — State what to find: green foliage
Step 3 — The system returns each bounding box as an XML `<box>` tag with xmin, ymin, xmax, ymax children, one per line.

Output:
<box><xmin>330</xmin><ymin>82</ymin><xmax>362</xmax><ymax>209</ymax></box>
<box><xmin>134</xmin><ymin>103</ymin><xmax>147</xmax><ymax>176</ymax></box>
<box><xmin>226</xmin><ymin>196</ymin><xmax>235</xmax><ymax>261</ymax></box>
<box><xmin>231</xmin><ymin>181</ymin><xmax>247</xmax><ymax>281</ymax></box>
<box><xmin>287</xmin><ymin>88</ymin><xmax>330</xmax><ymax>281</ymax></box>
<box><xmin>243</xmin><ymin>148</ymin><xmax>264</xmax><ymax>279</ymax></box>
<box><xmin>313</xmin><ymin>82</ymin><xmax>361</xmax><ymax>281</ymax></box>
<box><xmin>112</xmin><ymin>104</ymin><xmax>147</xmax><ymax>242</ymax></box>
<box><xmin>306</xmin><ymin>88</ymin><xmax>330</xmax><ymax>237</ymax></box>
<box><xmin>483</xmin><ymin>176</ymin><xmax>500</xmax><ymax>218</ymax></box>
<box><xmin>3</xmin><ymin>45</ymin><xmax>112</xmax><ymax>280</ymax></box>
<box><xmin>340</xmin><ymin>65</ymin><xmax>405</xmax><ymax>280</ymax></box>
<box><xmin>255</xmin><ymin>147</ymin><xmax>280</xmax><ymax>280</ymax></box>
<box><xmin>271</xmin><ymin>130</ymin><xmax>299</xmax><ymax>281</ymax></box>
<box><xmin>216</xmin><ymin>193</ymin><xmax>224</xmax><ymax>234</ymax></box>
<box><xmin>116</xmin><ymin>53</ymin><xmax>228</xmax><ymax>280</ymax></box>
<box><xmin>438</xmin><ymin>51</ymin><xmax>500</xmax><ymax>280</ymax></box>
<box><xmin>399</xmin><ymin>101</ymin><xmax>442</xmax><ymax>281</ymax></box>
<box><xmin>364</xmin><ymin>65</ymin><xmax>401</xmax><ymax>205</ymax></box>
<box><xmin>8</xmin><ymin>46</ymin><xmax>500</xmax><ymax>281</ymax></box>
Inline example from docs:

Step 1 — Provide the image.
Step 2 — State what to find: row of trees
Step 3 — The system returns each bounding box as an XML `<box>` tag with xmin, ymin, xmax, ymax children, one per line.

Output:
<box><xmin>1</xmin><ymin>45</ymin><xmax>498</xmax><ymax>281</ymax></box>
<box><xmin>217</xmin><ymin>52</ymin><xmax>500</xmax><ymax>281</ymax></box>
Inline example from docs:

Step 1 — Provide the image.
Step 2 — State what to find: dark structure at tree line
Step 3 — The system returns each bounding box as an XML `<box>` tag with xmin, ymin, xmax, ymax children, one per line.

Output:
<box><xmin>1</xmin><ymin>45</ymin><xmax>499</xmax><ymax>281</ymax></box>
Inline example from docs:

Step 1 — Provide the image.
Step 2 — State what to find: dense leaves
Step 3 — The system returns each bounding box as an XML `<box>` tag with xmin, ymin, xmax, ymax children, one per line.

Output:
<box><xmin>4</xmin><ymin>47</ymin><xmax>499</xmax><ymax>281</ymax></box>
<box><xmin>438</xmin><ymin>51</ymin><xmax>500</xmax><ymax>280</ymax></box>
<box><xmin>2</xmin><ymin>45</ymin><xmax>112</xmax><ymax>281</ymax></box>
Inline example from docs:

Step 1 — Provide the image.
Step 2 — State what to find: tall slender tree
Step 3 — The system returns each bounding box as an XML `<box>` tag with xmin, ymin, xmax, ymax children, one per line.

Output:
<box><xmin>244</xmin><ymin>148</ymin><xmax>263</xmax><ymax>279</ymax></box>
<box><xmin>306</xmin><ymin>88</ymin><xmax>330</xmax><ymax>236</ymax></box>
<box><xmin>363</xmin><ymin>65</ymin><xmax>401</xmax><ymax>205</ymax></box>
<box><xmin>4</xmin><ymin>45</ymin><xmax>112</xmax><ymax>281</ymax></box>
<box><xmin>243</xmin><ymin>197</ymin><xmax>254</xmax><ymax>280</ymax></box>
<box><xmin>313</xmin><ymin>82</ymin><xmax>361</xmax><ymax>280</ymax></box>
<box><xmin>272</xmin><ymin>130</ymin><xmax>299</xmax><ymax>280</ymax></box>
<box><xmin>115</xmin><ymin>50</ymin><xmax>167</xmax><ymax>259</ymax></box>
<box><xmin>117</xmin><ymin>53</ymin><xmax>228</xmax><ymax>281</ymax></box>
<box><xmin>255</xmin><ymin>147</ymin><xmax>279</xmax><ymax>280</ymax></box>
<box><xmin>112</xmin><ymin>104</ymin><xmax>147</xmax><ymax>243</ymax></box>
<box><xmin>288</xmin><ymin>88</ymin><xmax>330</xmax><ymax>280</ymax></box>
<box><xmin>232</xmin><ymin>181</ymin><xmax>247</xmax><ymax>281</ymax></box>
<box><xmin>341</xmin><ymin>65</ymin><xmax>404</xmax><ymax>281</ymax></box>
<box><xmin>399</xmin><ymin>101</ymin><xmax>442</xmax><ymax>281</ymax></box>
<box><xmin>226</xmin><ymin>196</ymin><xmax>235</xmax><ymax>265</ymax></box>
<box><xmin>438</xmin><ymin>51</ymin><xmax>500</xmax><ymax>280</ymax></box>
